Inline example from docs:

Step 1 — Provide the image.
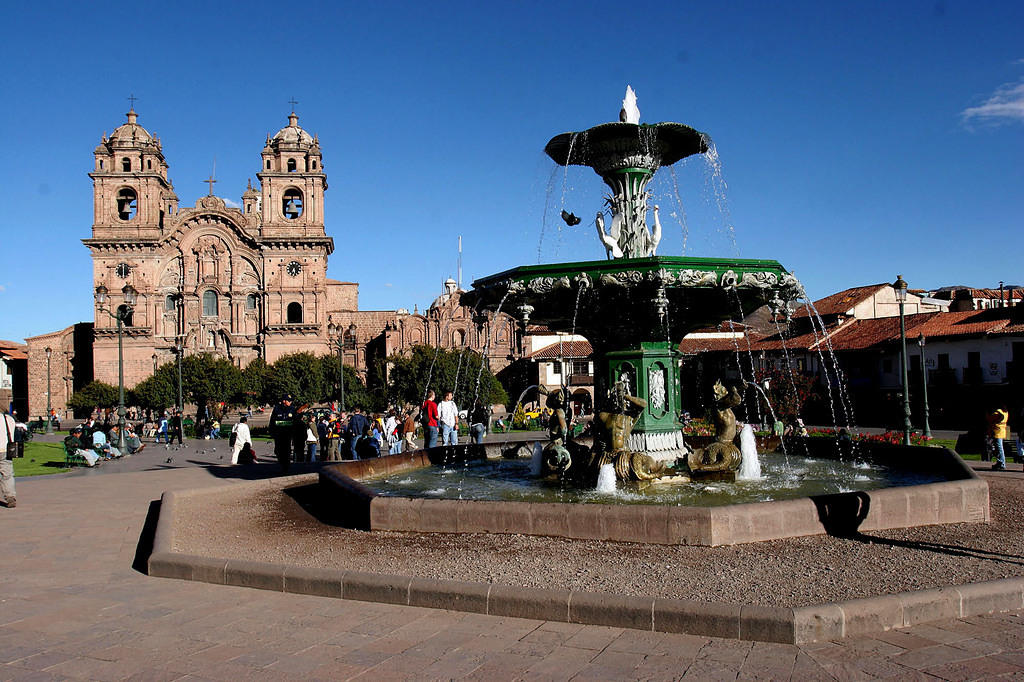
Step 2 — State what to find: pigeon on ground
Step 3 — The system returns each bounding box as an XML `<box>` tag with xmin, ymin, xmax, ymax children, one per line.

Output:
<box><xmin>165</xmin><ymin>457</ymin><xmax>173</xmax><ymax>463</ymax></box>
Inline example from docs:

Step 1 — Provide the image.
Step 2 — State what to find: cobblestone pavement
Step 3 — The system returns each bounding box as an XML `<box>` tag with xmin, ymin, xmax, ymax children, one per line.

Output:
<box><xmin>3</xmin><ymin>442</ymin><xmax>1024</xmax><ymax>680</ymax></box>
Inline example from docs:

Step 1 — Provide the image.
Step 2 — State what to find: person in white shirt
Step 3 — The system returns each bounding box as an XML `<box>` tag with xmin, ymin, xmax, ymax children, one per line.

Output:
<box><xmin>0</xmin><ymin>408</ymin><xmax>17</xmax><ymax>508</ymax></box>
<box><xmin>437</xmin><ymin>391</ymin><xmax>459</xmax><ymax>446</ymax></box>
<box><xmin>384</xmin><ymin>409</ymin><xmax>401</xmax><ymax>454</ymax></box>
<box><xmin>231</xmin><ymin>416</ymin><xmax>252</xmax><ymax>464</ymax></box>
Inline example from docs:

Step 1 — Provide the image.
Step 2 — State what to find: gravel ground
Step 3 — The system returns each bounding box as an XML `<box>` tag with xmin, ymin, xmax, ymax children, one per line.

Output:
<box><xmin>173</xmin><ymin>467</ymin><xmax>1024</xmax><ymax>607</ymax></box>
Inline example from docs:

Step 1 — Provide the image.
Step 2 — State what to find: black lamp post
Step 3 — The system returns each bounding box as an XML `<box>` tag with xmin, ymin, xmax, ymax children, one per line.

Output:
<box><xmin>95</xmin><ymin>283</ymin><xmax>137</xmax><ymax>454</ymax></box>
<box><xmin>917</xmin><ymin>333</ymin><xmax>931</xmax><ymax>438</ymax></box>
<box><xmin>175</xmin><ymin>338</ymin><xmax>184</xmax><ymax>412</ymax></box>
<box><xmin>330</xmin><ymin>323</ymin><xmax>357</xmax><ymax>412</ymax></box>
<box><xmin>44</xmin><ymin>347</ymin><xmax>53</xmax><ymax>435</ymax></box>
<box><xmin>892</xmin><ymin>275</ymin><xmax>912</xmax><ymax>446</ymax></box>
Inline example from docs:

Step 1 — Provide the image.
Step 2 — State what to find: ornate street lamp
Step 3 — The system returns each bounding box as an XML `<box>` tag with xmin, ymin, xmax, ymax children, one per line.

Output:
<box><xmin>330</xmin><ymin>323</ymin><xmax>358</xmax><ymax>412</ymax></box>
<box><xmin>44</xmin><ymin>347</ymin><xmax>53</xmax><ymax>435</ymax></box>
<box><xmin>892</xmin><ymin>275</ymin><xmax>912</xmax><ymax>446</ymax></box>
<box><xmin>917</xmin><ymin>333</ymin><xmax>931</xmax><ymax>438</ymax></box>
<box><xmin>174</xmin><ymin>337</ymin><xmax>184</xmax><ymax>412</ymax></box>
<box><xmin>95</xmin><ymin>283</ymin><xmax>137</xmax><ymax>454</ymax></box>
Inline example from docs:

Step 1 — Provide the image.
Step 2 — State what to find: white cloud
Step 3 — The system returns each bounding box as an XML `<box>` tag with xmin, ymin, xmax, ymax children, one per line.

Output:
<box><xmin>962</xmin><ymin>79</ymin><xmax>1024</xmax><ymax>125</ymax></box>
<box><xmin>384</xmin><ymin>283</ymin><xmax>393</xmax><ymax>287</ymax></box>
<box><xmin>0</xmin><ymin>284</ymin><xmax>6</xmax><ymax>293</ymax></box>
<box><xmin>223</xmin><ymin>198</ymin><xmax>241</xmax><ymax>208</ymax></box>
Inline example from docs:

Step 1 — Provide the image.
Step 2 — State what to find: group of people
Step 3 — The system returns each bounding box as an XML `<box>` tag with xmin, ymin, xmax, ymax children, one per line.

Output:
<box><xmin>419</xmin><ymin>389</ymin><xmax>490</xmax><ymax>449</ymax></box>
<box><xmin>269</xmin><ymin>396</ymin><xmax>414</xmax><ymax>472</ymax></box>
<box><xmin>62</xmin><ymin>418</ymin><xmax>148</xmax><ymax>467</ymax></box>
<box><xmin>265</xmin><ymin>390</ymin><xmax>494</xmax><ymax>473</ymax></box>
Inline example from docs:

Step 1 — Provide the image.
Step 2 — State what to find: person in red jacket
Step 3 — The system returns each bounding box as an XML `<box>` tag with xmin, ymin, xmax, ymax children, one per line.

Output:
<box><xmin>421</xmin><ymin>390</ymin><xmax>439</xmax><ymax>449</ymax></box>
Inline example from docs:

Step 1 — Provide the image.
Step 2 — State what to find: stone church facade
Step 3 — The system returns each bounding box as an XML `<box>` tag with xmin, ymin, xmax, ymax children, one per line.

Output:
<box><xmin>26</xmin><ymin>108</ymin><xmax>518</xmax><ymax>415</ymax></box>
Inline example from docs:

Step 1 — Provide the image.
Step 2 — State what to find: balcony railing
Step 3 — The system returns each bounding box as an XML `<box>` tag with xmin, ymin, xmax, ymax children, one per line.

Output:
<box><xmin>568</xmin><ymin>374</ymin><xmax>593</xmax><ymax>386</ymax></box>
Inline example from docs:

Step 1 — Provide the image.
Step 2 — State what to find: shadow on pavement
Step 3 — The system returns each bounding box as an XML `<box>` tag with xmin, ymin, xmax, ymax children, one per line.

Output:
<box><xmin>180</xmin><ymin>459</ymin><xmax>323</xmax><ymax>480</ymax></box>
<box><xmin>132</xmin><ymin>499</ymin><xmax>161</xmax><ymax>575</ymax></box>
<box><xmin>282</xmin><ymin>483</ymin><xmax>349</xmax><ymax>527</ymax></box>
<box><xmin>846</xmin><ymin>533</ymin><xmax>1024</xmax><ymax>565</ymax></box>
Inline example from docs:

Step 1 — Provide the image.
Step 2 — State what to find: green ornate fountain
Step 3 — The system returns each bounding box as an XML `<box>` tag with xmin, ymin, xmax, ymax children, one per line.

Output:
<box><xmin>466</xmin><ymin>88</ymin><xmax>800</xmax><ymax>476</ymax></box>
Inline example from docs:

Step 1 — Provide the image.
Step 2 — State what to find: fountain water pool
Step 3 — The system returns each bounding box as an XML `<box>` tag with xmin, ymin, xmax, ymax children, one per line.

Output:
<box><xmin>359</xmin><ymin>452</ymin><xmax>946</xmax><ymax>507</ymax></box>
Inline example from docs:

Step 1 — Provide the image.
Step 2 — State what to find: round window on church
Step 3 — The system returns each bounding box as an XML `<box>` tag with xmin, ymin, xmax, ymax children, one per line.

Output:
<box><xmin>282</xmin><ymin>188</ymin><xmax>303</xmax><ymax>220</ymax></box>
<box><xmin>116</xmin><ymin>188</ymin><xmax>138</xmax><ymax>221</ymax></box>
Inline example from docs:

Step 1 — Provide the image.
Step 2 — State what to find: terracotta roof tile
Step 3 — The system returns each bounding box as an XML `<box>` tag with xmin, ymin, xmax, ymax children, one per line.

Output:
<box><xmin>791</xmin><ymin>284</ymin><xmax>888</xmax><ymax>318</ymax></box>
<box><xmin>530</xmin><ymin>340</ymin><xmax>593</xmax><ymax>359</ymax></box>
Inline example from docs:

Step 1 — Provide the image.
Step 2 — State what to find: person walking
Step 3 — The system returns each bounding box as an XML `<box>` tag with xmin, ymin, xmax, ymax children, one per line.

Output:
<box><xmin>403</xmin><ymin>405</ymin><xmax>418</xmax><ymax>452</ymax></box>
<box><xmin>270</xmin><ymin>394</ymin><xmax>297</xmax><ymax>473</ymax></box>
<box><xmin>988</xmin><ymin>403</ymin><xmax>1010</xmax><ymax>471</ymax></box>
<box><xmin>305</xmin><ymin>417</ymin><xmax>319</xmax><ymax>462</ymax></box>
<box><xmin>470</xmin><ymin>401</ymin><xmax>490</xmax><ymax>445</ymax></box>
<box><xmin>384</xmin><ymin>408</ymin><xmax>401</xmax><ymax>454</ymax></box>
<box><xmin>169</xmin><ymin>410</ymin><xmax>184</xmax><ymax>446</ymax></box>
<box><xmin>230</xmin><ymin>416</ymin><xmax>252</xmax><ymax>465</ymax></box>
<box><xmin>421</xmin><ymin>391</ymin><xmax>439</xmax><ymax>449</ymax></box>
<box><xmin>346</xmin><ymin>407</ymin><xmax>370</xmax><ymax>460</ymax></box>
<box><xmin>1</xmin><ymin>408</ymin><xmax>17</xmax><ymax>508</ymax></box>
<box><xmin>437</xmin><ymin>390</ymin><xmax>459</xmax><ymax>446</ymax></box>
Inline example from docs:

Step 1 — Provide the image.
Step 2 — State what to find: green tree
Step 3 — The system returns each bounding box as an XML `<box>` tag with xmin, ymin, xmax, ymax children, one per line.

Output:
<box><xmin>180</xmin><ymin>353</ymin><xmax>242</xmax><ymax>414</ymax></box>
<box><xmin>267</xmin><ymin>352</ymin><xmax>324</xmax><ymax>406</ymax></box>
<box><xmin>753</xmin><ymin>367</ymin><xmax>818</xmax><ymax>422</ymax></box>
<box><xmin>67</xmin><ymin>380</ymin><xmax>120</xmax><ymax>414</ymax></box>
<box><xmin>238</xmin><ymin>357</ymin><xmax>271</xmax><ymax>406</ymax></box>
<box><xmin>130</xmin><ymin>364</ymin><xmax>177</xmax><ymax>412</ymax></box>
<box><xmin>386</xmin><ymin>345</ymin><xmax>507</xmax><ymax>409</ymax></box>
<box><xmin>320</xmin><ymin>354</ymin><xmax>372</xmax><ymax>410</ymax></box>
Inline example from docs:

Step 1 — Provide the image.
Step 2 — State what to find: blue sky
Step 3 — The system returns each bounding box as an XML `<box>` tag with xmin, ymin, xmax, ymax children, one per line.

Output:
<box><xmin>1</xmin><ymin>0</ymin><xmax>1022</xmax><ymax>343</ymax></box>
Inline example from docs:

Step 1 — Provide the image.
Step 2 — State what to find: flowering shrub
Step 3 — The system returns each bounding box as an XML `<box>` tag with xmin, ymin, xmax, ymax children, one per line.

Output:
<box><xmin>798</xmin><ymin>427</ymin><xmax>932</xmax><ymax>446</ymax></box>
<box><xmin>682</xmin><ymin>417</ymin><xmax>714</xmax><ymax>436</ymax></box>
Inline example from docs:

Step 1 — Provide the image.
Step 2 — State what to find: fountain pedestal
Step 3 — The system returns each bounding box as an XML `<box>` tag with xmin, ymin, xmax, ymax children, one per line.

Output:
<box><xmin>605</xmin><ymin>342</ymin><xmax>685</xmax><ymax>454</ymax></box>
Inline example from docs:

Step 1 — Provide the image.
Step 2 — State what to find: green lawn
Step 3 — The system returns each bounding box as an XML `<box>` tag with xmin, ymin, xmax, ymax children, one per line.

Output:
<box><xmin>929</xmin><ymin>438</ymin><xmax>983</xmax><ymax>460</ymax></box>
<box><xmin>12</xmin><ymin>441</ymin><xmax>74</xmax><ymax>476</ymax></box>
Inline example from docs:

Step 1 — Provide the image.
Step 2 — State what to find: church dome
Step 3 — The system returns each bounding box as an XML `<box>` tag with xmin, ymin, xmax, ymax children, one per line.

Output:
<box><xmin>107</xmin><ymin>110</ymin><xmax>154</xmax><ymax>146</ymax></box>
<box><xmin>270</xmin><ymin>112</ymin><xmax>313</xmax><ymax>148</ymax></box>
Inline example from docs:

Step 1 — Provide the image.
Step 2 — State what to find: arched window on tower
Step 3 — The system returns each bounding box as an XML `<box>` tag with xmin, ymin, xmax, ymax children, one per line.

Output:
<box><xmin>202</xmin><ymin>290</ymin><xmax>218</xmax><ymax>317</ymax></box>
<box><xmin>287</xmin><ymin>158</ymin><xmax>297</xmax><ymax>172</ymax></box>
<box><xmin>453</xmin><ymin>329</ymin><xmax>466</xmax><ymax>346</ymax></box>
<box><xmin>116</xmin><ymin>188</ymin><xmax>138</xmax><ymax>220</ymax></box>
<box><xmin>245</xmin><ymin>293</ymin><xmax>258</xmax><ymax>310</ymax></box>
<box><xmin>122</xmin><ymin>158</ymin><xmax>131</xmax><ymax>172</ymax></box>
<box><xmin>282</xmin><ymin>189</ymin><xmax>303</xmax><ymax>219</ymax></box>
<box><xmin>146</xmin><ymin>159</ymin><xmax>152</xmax><ymax>170</ymax></box>
<box><xmin>287</xmin><ymin>302</ymin><xmax>303</xmax><ymax>324</ymax></box>
<box><xmin>99</xmin><ymin>160</ymin><xmax>104</xmax><ymax>170</ymax></box>
<box><xmin>311</xmin><ymin>159</ymin><xmax>317</xmax><ymax>170</ymax></box>
<box><xmin>164</xmin><ymin>295</ymin><xmax>176</xmax><ymax>312</ymax></box>
<box><xmin>266</xmin><ymin>159</ymin><xmax>271</xmax><ymax>170</ymax></box>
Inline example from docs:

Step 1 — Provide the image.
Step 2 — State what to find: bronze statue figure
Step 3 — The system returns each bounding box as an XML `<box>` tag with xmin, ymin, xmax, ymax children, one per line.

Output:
<box><xmin>688</xmin><ymin>380</ymin><xmax>742</xmax><ymax>473</ymax></box>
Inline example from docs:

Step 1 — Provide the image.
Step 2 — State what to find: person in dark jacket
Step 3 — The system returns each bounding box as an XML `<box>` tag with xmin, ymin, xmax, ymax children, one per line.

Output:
<box><xmin>270</xmin><ymin>395</ymin><xmax>296</xmax><ymax>472</ymax></box>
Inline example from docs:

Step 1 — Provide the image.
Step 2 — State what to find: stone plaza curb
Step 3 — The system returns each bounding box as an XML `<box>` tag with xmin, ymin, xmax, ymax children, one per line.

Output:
<box><xmin>147</xmin><ymin>474</ymin><xmax>1024</xmax><ymax>644</ymax></box>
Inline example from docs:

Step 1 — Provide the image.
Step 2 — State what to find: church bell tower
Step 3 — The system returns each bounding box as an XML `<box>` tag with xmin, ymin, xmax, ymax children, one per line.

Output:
<box><xmin>257</xmin><ymin>110</ymin><xmax>327</xmax><ymax>238</ymax></box>
<box><xmin>89</xmin><ymin>107</ymin><xmax>178</xmax><ymax>240</ymax></box>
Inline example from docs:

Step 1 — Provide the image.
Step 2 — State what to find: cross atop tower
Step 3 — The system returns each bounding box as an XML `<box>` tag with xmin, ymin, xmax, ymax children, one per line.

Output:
<box><xmin>204</xmin><ymin>174</ymin><xmax>217</xmax><ymax>196</ymax></box>
<box><xmin>288</xmin><ymin>97</ymin><xmax>299</xmax><ymax>112</ymax></box>
<box><xmin>127</xmin><ymin>93</ymin><xmax>138</xmax><ymax>110</ymax></box>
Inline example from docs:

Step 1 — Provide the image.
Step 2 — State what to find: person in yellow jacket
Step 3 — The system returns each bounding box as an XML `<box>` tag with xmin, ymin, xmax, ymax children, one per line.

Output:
<box><xmin>987</xmin><ymin>405</ymin><xmax>1009</xmax><ymax>471</ymax></box>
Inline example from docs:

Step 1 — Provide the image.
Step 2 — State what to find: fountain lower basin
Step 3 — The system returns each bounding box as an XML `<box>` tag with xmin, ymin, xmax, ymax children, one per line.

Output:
<box><xmin>319</xmin><ymin>444</ymin><xmax>988</xmax><ymax>546</ymax></box>
<box><xmin>360</xmin><ymin>454</ymin><xmax>944</xmax><ymax>507</ymax></box>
